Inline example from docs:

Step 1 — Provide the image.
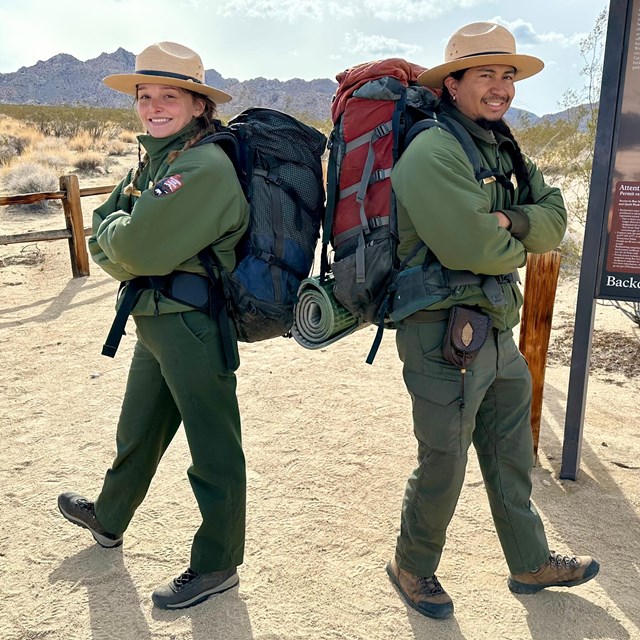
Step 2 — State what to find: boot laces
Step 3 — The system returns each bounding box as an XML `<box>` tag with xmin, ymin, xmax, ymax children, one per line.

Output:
<box><xmin>549</xmin><ymin>552</ymin><xmax>580</xmax><ymax>570</ymax></box>
<box><xmin>417</xmin><ymin>575</ymin><xmax>444</xmax><ymax>595</ymax></box>
<box><xmin>174</xmin><ymin>568</ymin><xmax>199</xmax><ymax>589</ymax></box>
<box><xmin>76</xmin><ymin>498</ymin><xmax>94</xmax><ymax>513</ymax></box>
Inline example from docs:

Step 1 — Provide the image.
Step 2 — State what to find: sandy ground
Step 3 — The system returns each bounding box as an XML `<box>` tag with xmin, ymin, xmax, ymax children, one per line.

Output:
<box><xmin>1</xmin><ymin>162</ymin><xmax>640</xmax><ymax>640</ymax></box>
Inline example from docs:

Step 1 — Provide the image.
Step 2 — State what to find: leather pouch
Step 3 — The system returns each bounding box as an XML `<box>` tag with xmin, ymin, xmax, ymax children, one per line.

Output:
<box><xmin>442</xmin><ymin>305</ymin><xmax>492</xmax><ymax>369</ymax></box>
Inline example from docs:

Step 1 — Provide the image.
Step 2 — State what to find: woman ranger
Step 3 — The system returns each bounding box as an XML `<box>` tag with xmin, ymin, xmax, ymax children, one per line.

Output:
<box><xmin>58</xmin><ymin>42</ymin><xmax>250</xmax><ymax>610</ymax></box>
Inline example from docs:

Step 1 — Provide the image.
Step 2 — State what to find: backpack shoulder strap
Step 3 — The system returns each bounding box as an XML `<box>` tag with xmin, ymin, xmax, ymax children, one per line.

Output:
<box><xmin>404</xmin><ymin>115</ymin><xmax>496</xmax><ymax>184</ymax></box>
<box><xmin>198</xmin><ymin>129</ymin><xmax>249</xmax><ymax>196</ymax></box>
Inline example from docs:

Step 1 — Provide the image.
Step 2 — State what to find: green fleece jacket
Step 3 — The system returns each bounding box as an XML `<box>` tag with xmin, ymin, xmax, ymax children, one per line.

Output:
<box><xmin>89</xmin><ymin>121</ymin><xmax>249</xmax><ymax>316</ymax></box>
<box><xmin>391</xmin><ymin>104</ymin><xmax>567</xmax><ymax>330</ymax></box>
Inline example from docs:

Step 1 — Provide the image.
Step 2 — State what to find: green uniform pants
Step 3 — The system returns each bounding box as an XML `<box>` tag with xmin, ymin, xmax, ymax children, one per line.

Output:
<box><xmin>395</xmin><ymin>317</ymin><xmax>549</xmax><ymax>577</ymax></box>
<box><xmin>94</xmin><ymin>310</ymin><xmax>245</xmax><ymax>574</ymax></box>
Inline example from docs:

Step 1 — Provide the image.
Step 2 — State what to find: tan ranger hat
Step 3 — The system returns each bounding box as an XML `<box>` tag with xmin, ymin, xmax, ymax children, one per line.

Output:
<box><xmin>103</xmin><ymin>41</ymin><xmax>232</xmax><ymax>103</ymax></box>
<box><xmin>418</xmin><ymin>22</ymin><xmax>544</xmax><ymax>88</ymax></box>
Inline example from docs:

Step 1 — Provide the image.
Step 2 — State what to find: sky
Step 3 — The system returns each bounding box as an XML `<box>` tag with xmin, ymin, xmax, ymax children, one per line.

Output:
<box><xmin>0</xmin><ymin>0</ymin><xmax>610</xmax><ymax>116</ymax></box>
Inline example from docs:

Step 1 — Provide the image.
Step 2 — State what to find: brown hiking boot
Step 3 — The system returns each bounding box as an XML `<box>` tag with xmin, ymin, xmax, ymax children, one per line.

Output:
<box><xmin>508</xmin><ymin>551</ymin><xmax>600</xmax><ymax>594</ymax></box>
<box><xmin>386</xmin><ymin>557</ymin><xmax>454</xmax><ymax>619</ymax></box>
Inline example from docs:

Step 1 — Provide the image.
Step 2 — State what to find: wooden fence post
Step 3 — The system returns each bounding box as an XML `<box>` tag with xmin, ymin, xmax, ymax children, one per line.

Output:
<box><xmin>60</xmin><ymin>174</ymin><xmax>90</xmax><ymax>277</ymax></box>
<box><xmin>518</xmin><ymin>250</ymin><xmax>562</xmax><ymax>463</ymax></box>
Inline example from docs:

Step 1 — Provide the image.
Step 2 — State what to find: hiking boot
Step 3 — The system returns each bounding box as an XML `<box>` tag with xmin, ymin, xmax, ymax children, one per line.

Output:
<box><xmin>508</xmin><ymin>551</ymin><xmax>600</xmax><ymax>594</ymax></box>
<box><xmin>386</xmin><ymin>557</ymin><xmax>454</xmax><ymax>619</ymax></box>
<box><xmin>57</xmin><ymin>492</ymin><xmax>123</xmax><ymax>548</ymax></box>
<box><xmin>152</xmin><ymin>567</ymin><xmax>239</xmax><ymax>609</ymax></box>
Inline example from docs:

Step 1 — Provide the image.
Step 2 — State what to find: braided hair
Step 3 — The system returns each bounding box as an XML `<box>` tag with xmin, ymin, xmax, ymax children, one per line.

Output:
<box><xmin>441</xmin><ymin>69</ymin><xmax>531</xmax><ymax>197</ymax></box>
<box><xmin>123</xmin><ymin>90</ymin><xmax>221</xmax><ymax>196</ymax></box>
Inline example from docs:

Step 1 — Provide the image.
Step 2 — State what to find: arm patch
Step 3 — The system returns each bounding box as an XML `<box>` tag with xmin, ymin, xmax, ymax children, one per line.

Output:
<box><xmin>153</xmin><ymin>174</ymin><xmax>184</xmax><ymax>197</ymax></box>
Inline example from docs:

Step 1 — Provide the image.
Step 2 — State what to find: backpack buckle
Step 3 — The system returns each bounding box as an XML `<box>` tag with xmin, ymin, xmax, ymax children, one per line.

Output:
<box><xmin>374</xmin><ymin>123</ymin><xmax>391</xmax><ymax>138</ymax></box>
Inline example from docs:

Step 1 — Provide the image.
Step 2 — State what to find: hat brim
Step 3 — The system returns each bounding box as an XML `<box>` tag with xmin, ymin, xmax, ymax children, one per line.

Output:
<box><xmin>417</xmin><ymin>53</ymin><xmax>544</xmax><ymax>88</ymax></box>
<box><xmin>103</xmin><ymin>73</ymin><xmax>232</xmax><ymax>104</ymax></box>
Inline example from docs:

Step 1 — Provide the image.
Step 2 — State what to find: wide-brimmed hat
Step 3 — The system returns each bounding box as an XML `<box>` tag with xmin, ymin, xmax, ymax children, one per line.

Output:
<box><xmin>103</xmin><ymin>41</ymin><xmax>232</xmax><ymax>103</ymax></box>
<box><xmin>417</xmin><ymin>22</ymin><xmax>544</xmax><ymax>88</ymax></box>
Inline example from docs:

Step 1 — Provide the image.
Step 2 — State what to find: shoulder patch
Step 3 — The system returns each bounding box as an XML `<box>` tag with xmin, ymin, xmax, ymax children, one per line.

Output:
<box><xmin>153</xmin><ymin>174</ymin><xmax>184</xmax><ymax>197</ymax></box>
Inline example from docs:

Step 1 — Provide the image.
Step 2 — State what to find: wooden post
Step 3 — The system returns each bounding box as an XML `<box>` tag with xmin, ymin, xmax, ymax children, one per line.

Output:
<box><xmin>60</xmin><ymin>174</ymin><xmax>90</xmax><ymax>277</ymax></box>
<box><xmin>518</xmin><ymin>250</ymin><xmax>562</xmax><ymax>463</ymax></box>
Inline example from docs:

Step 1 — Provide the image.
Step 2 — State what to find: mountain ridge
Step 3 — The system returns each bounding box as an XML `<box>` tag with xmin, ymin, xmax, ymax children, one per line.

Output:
<box><xmin>0</xmin><ymin>48</ymin><xmax>557</xmax><ymax>124</ymax></box>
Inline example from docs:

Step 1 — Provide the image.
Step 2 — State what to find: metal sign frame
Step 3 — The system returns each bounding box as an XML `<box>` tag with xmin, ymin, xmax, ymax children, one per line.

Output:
<box><xmin>561</xmin><ymin>0</ymin><xmax>633</xmax><ymax>479</ymax></box>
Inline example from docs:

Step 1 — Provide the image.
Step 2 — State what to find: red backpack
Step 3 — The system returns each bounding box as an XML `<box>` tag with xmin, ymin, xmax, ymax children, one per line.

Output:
<box><xmin>320</xmin><ymin>58</ymin><xmax>500</xmax><ymax>362</ymax></box>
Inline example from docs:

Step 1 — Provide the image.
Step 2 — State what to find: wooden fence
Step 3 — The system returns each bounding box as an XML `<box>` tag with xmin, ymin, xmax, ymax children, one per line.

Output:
<box><xmin>0</xmin><ymin>174</ymin><xmax>114</xmax><ymax>277</ymax></box>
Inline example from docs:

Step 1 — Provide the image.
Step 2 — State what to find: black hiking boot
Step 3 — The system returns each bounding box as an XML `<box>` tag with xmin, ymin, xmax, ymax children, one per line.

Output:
<box><xmin>57</xmin><ymin>492</ymin><xmax>123</xmax><ymax>548</ymax></box>
<box><xmin>152</xmin><ymin>567</ymin><xmax>239</xmax><ymax>609</ymax></box>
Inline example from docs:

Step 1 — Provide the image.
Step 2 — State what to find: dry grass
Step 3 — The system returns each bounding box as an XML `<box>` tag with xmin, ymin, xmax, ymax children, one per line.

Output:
<box><xmin>119</xmin><ymin>129</ymin><xmax>140</xmax><ymax>144</ymax></box>
<box><xmin>68</xmin><ymin>131</ymin><xmax>94</xmax><ymax>153</ymax></box>
<box><xmin>0</xmin><ymin>116</ymin><xmax>45</xmax><ymax>166</ymax></box>
<box><xmin>0</xmin><ymin>116</ymin><xmax>126</xmax><ymax>181</ymax></box>
<box><xmin>105</xmin><ymin>139</ymin><xmax>132</xmax><ymax>156</ymax></box>
<box><xmin>25</xmin><ymin>138</ymin><xmax>73</xmax><ymax>171</ymax></box>
<box><xmin>3</xmin><ymin>161</ymin><xmax>59</xmax><ymax>212</ymax></box>
<box><xmin>73</xmin><ymin>150</ymin><xmax>107</xmax><ymax>173</ymax></box>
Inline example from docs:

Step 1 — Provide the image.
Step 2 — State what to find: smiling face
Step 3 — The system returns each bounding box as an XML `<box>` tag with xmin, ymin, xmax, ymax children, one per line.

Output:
<box><xmin>444</xmin><ymin>64</ymin><xmax>516</xmax><ymax>122</ymax></box>
<box><xmin>136</xmin><ymin>84</ymin><xmax>205</xmax><ymax>138</ymax></box>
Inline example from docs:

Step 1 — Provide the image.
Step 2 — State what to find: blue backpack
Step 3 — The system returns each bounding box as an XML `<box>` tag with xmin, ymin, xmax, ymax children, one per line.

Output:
<box><xmin>198</xmin><ymin>108</ymin><xmax>327</xmax><ymax>354</ymax></box>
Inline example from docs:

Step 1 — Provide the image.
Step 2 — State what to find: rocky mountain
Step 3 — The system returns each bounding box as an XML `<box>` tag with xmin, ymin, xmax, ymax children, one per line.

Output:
<box><xmin>0</xmin><ymin>48</ymin><xmax>562</xmax><ymax>126</ymax></box>
<box><xmin>0</xmin><ymin>48</ymin><xmax>337</xmax><ymax>122</ymax></box>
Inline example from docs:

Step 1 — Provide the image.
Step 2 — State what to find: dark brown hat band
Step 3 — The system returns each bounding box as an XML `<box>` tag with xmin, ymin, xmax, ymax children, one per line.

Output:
<box><xmin>135</xmin><ymin>69</ymin><xmax>203</xmax><ymax>84</ymax></box>
<box><xmin>459</xmin><ymin>50</ymin><xmax>513</xmax><ymax>59</ymax></box>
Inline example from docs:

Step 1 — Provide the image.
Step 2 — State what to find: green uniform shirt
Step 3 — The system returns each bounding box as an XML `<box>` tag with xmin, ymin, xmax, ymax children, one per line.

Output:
<box><xmin>391</xmin><ymin>104</ymin><xmax>567</xmax><ymax>330</ymax></box>
<box><xmin>88</xmin><ymin>121</ymin><xmax>249</xmax><ymax>316</ymax></box>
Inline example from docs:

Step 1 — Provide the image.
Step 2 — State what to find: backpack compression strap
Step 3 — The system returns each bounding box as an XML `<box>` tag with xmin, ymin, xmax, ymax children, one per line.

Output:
<box><xmin>198</xmin><ymin>248</ymin><xmax>238</xmax><ymax>372</ymax></box>
<box><xmin>365</xmin><ymin>238</ymin><xmax>425</xmax><ymax>364</ymax></box>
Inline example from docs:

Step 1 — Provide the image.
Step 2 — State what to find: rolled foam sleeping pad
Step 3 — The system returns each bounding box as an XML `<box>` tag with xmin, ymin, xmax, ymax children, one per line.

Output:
<box><xmin>291</xmin><ymin>275</ymin><xmax>362</xmax><ymax>349</ymax></box>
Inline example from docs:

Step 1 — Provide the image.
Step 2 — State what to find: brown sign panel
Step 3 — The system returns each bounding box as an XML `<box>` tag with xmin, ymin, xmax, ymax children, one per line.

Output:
<box><xmin>598</xmin><ymin>0</ymin><xmax>640</xmax><ymax>299</ymax></box>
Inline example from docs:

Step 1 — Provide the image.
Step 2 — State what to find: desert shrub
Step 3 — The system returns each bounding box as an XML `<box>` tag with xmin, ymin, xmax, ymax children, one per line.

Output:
<box><xmin>73</xmin><ymin>151</ymin><xmax>105</xmax><ymax>173</ymax></box>
<box><xmin>119</xmin><ymin>129</ymin><xmax>139</xmax><ymax>144</ymax></box>
<box><xmin>26</xmin><ymin>138</ymin><xmax>73</xmax><ymax>170</ymax></box>
<box><xmin>105</xmin><ymin>140</ymin><xmax>131</xmax><ymax>156</ymax></box>
<box><xmin>0</xmin><ymin>135</ymin><xmax>28</xmax><ymax>162</ymax></box>
<box><xmin>0</xmin><ymin>117</ymin><xmax>44</xmax><ymax>166</ymax></box>
<box><xmin>0</xmin><ymin>141</ymin><xmax>18</xmax><ymax>165</ymax></box>
<box><xmin>0</xmin><ymin>104</ymin><xmax>140</xmax><ymax>138</ymax></box>
<box><xmin>68</xmin><ymin>131</ymin><xmax>94</xmax><ymax>152</ymax></box>
<box><xmin>4</xmin><ymin>161</ymin><xmax>59</xmax><ymax>213</ymax></box>
<box><xmin>558</xmin><ymin>235</ymin><xmax>583</xmax><ymax>277</ymax></box>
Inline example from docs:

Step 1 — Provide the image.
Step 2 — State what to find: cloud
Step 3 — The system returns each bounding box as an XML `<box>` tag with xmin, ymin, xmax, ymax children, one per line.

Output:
<box><xmin>490</xmin><ymin>16</ymin><xmax>585</xmax><ymax>48</ymax></box>
<box><xmin>219</xmin><ymin>0</ymin><xmax>493</xmax><ymax>22</ymax></box>
<box><xmin>343</xmin><ymin>30</ymin><xmax>423</xmax><ymax>58</ymax></box>
<box><xmin>218</xmin><ymin>0</ymin><xmax>323</xmax><ymax>21</ymax></box>
<box><xmin>366</xmin><ymin>0</ymin><xmax>491</xmax><ymax>20</ymax></box>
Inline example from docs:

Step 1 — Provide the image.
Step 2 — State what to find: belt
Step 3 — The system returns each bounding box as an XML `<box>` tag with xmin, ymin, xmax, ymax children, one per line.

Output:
<box><xmin>402</xmin><ymin>308</ymin><xmax>450</xmax><ymax>324</ymax></box>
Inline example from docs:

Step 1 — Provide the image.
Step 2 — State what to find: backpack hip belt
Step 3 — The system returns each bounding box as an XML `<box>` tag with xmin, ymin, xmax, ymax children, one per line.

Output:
<box><xmin>388</xmin><ymin>264</ymin><xmax>519</xmax><ymax>323</ymax></box>
<box><xmin>101</xmin><ymin>272</ymin><xmax>220</xmax><ymax>358</ymax></box>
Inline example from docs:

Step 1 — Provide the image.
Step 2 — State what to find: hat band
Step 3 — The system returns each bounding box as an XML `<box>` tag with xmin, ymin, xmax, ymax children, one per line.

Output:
<box><xmin>135</xmin><ymin>69</ymin><xmax>203</xmax><ymax>85</ymax></box>
<box><xmin>458</xmin><ymin>50</ymin><xmax>513</xmax><ymax>60</ymax></box>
